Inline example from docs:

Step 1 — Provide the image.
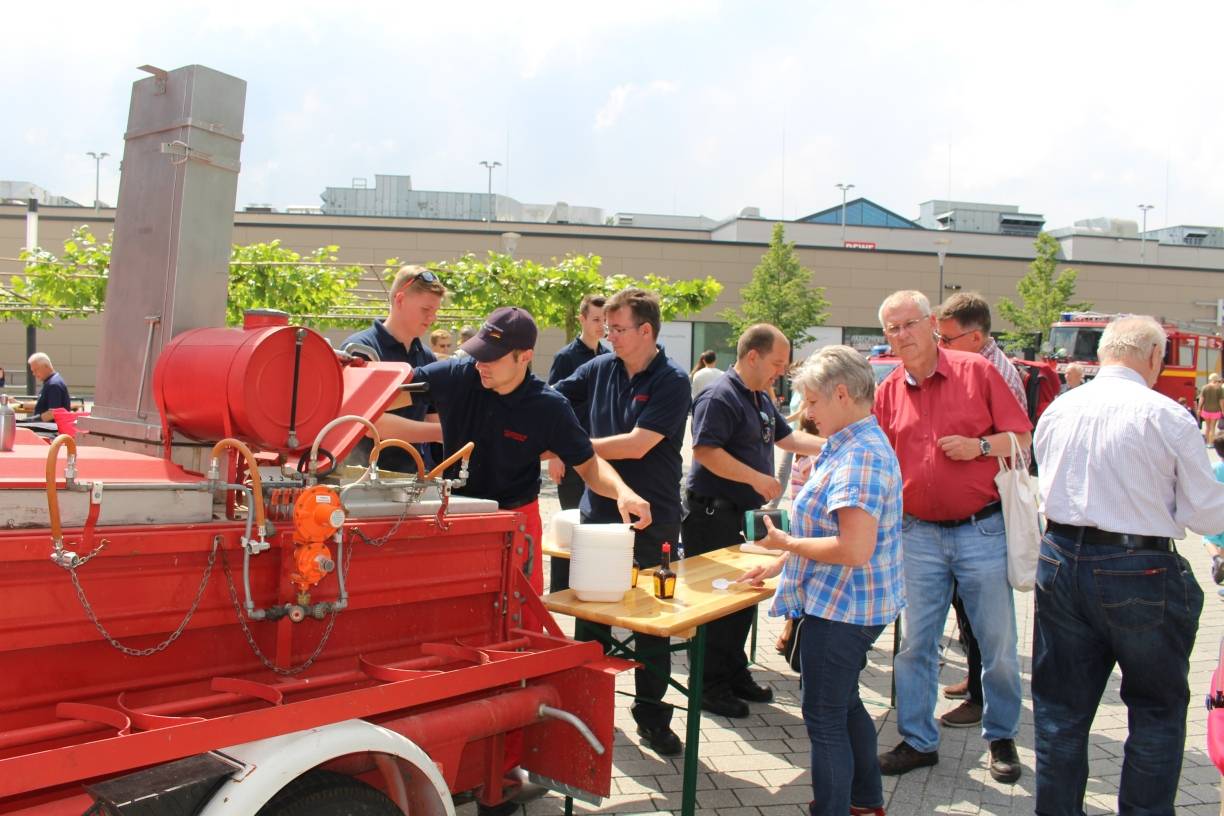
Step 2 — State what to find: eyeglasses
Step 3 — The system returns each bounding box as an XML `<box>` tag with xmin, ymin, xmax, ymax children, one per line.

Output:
<box><xmin>607</xmin><ymin>323</ymin><xmax>642</xmax><ymax>336</ymax></box>
<box><xmin>937</xmin><ymin>329</ymin><xmax>975</xmax><ymax>346</ymax></box>
<box><xmin>409</xmin><ymin>269</ymin><xmax>440</xmax><ymax>284</ymax></box>
<box><xmin>883</xmin><ymin>318</ymin><xmax>926</xmax><ymax>337</ymax></box>
<box><xmin>758</xmin><ymin>410</ymin><xmax>775</xmax><ymax>445</ymax></box>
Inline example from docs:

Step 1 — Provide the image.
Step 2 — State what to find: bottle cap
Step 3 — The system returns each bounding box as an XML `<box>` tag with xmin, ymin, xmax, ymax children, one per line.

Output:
<box><xmin>662</xmin><ymin>543</ymin><xmax>671</xmax><ymax>554</ymax></box>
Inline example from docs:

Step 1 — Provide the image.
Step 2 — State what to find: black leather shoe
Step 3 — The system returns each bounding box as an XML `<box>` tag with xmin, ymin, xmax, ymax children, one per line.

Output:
<box><xmin>636</xmin><ymin>724</ymin><xmax>683</xmax><ymax>756</ymax></box>
<box><xmin>988</xmin><ymin>738</ymin><xmax>1022</xmax><ymax>783</ymax></box>
<box><xmin>700</xmin><ymin>686</ymin><xmax>749</xmax><ymax>718</ymax></box>
<box><xmin>878</xmin><ymin>740</ymin><xmax>938</xmax><ymax>775</ymax></box>
<box><xmin>730</xmin><ymin>675</ymin><xmax>774</xmax><ymax>703</ymax></box>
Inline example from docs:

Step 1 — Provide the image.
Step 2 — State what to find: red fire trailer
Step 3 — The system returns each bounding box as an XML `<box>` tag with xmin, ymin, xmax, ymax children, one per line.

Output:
<box><xmin>0</xmin><ymin>64</ymin><xmax>626</xmax><ymax>816</ymax></box>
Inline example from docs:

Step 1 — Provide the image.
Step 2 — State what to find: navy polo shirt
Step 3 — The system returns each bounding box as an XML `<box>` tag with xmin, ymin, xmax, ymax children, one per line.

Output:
<box><xmin>687</xmin><ymin>368</ymin><xmax>793</xmax><ymax>510</ymax></box>
<box><xmin>554</xmin><ymin>347</ymin><xmax>690</xmax><ymax>524</ymax></box>
<box><xmin>34</xmin><ymin>372</ymin><xmax>71</xmax><ymax>416</ymax></box>
<box><xmin>411</xmin><ymin>358</ymin><xmax>594</xmax><ymax>508</ymax></box>
<box><xmin>342</xmin><ymin>320</ymin><xmax>436</xmax><ymax>473</ymax></box>
<box><xmin>547</xmin><ymin>336</ymin><xmax>609</xmax><ymax>434</ymax></box>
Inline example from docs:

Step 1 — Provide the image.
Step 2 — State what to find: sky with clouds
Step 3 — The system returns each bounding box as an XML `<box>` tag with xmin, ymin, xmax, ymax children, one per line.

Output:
<box><xmin>5</xmin><ymin>0</ymin><xmax>1221</xmax><ymax>231</ymax></box>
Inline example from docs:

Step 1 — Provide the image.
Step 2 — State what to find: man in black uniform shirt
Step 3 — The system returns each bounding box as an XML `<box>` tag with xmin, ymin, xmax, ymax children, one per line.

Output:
<box><xmin>546</xmin><ymin>294</ymin><xmax>609</xmax><ymax>591</ymax></box>
<box><xmin>554</xmin><ymin>288</ymin><xmax>691</xmax><ymax>757</ymax></box>
<box><xmin>407</xmin><ymin>306</ymin><xmax>651</xmax><ymax>598</ymax></box>
<box><xmin>342</xmin><ymin>266</ymin><xmax>445</xmax><ymax>471</ymax></box>
<box><xmin>684</xmin><ymin>324</ymin><xmax>825</xmax><ymax>718</ymax></box>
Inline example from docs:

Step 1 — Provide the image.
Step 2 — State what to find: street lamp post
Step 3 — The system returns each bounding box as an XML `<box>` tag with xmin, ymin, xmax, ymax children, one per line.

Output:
<box><xmin>834</xmin><ymin>183</ymin><xmax>854</xmax><ymax>244</ymax></box>
<box><xmin>479</xmin><ymin>160</ymin><xmax>501</xmax><ymax>195</ymax></box>
<box><xmin>86</xmin><ymin>151</ymin><xmax>109</xmax><ymax>214</ymax></box>
<box><xmin>479</xmin><ymin>160</ymin><xmax>501</xmax><ymax>221</ymax></box>
<box><xmin>1138</xmin><ymin>204</ymin><xmax>1155</xmax><ymax>264</ymax></box>
<box><xmin>935</xmin><ymin>238</ymin><xmax>951</xmax><ymax>302</ymax></box>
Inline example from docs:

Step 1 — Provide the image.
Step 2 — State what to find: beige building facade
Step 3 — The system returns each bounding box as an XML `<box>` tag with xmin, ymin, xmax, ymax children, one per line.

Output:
<box><xmin>2</xmin><ymin>202</ymin><xmax>1222</xmax><ymax>394</ymax></box>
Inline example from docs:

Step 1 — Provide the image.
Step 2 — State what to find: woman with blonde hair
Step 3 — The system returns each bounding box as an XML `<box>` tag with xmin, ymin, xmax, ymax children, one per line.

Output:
<box><xmin>741</xmin><ymin>345</ymin><xmax>904</xmax><ymax>816</ymax></box>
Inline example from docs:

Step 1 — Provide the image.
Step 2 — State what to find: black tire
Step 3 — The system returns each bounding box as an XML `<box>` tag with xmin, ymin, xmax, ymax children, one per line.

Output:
<box><xmin>256</xmin><ymin>769</ymin><xmax>400</xmax><ymax>816</ymax></box>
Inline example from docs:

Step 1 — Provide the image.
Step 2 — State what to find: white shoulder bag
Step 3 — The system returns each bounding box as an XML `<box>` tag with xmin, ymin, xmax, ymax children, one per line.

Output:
<box><xmin>994</xmin><ymin>431</ymin><xmax>1042</xmax><ymax>591</ymax></box>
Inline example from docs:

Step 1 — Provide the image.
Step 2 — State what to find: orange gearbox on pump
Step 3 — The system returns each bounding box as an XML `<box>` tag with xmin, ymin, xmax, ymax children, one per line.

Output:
<box><xmin>290</xmin><ymin>485</ymin><xmax>343</xmax><ymax>593</ymax></box>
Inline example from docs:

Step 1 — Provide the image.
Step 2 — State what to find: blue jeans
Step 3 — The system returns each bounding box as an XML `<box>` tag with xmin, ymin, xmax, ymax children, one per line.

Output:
<box><xmin>799</xmin><ymin>615</ymin><xmax>886</xmax><ymax>816</ymax></box>
<box><xmin>894</xmin><ymin>512</ymin><xmax>1021</xmax><ymax>751</ymax></box>
<box><xmin>1032</xmin><ymin>531</ymin><xmax>1203</xmax><ymax>816</ymax></box>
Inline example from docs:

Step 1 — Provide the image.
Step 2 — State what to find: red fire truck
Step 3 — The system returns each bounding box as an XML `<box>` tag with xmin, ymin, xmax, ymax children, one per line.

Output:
<box><xmin>1049</xmin><ymin>311</ymin><xmax>1224</xmax><ymax>405</ymax></box>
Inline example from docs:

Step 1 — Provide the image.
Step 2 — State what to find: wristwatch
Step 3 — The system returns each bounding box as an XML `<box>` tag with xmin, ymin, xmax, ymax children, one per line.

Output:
<box><xmin>978</xmin><ymin>437</ymin><xmax>992</xmax><ymax>456</ymax></box>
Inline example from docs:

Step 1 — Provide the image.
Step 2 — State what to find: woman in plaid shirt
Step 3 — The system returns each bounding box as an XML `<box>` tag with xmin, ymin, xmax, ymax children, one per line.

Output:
<box><xmin>741</xmin><ymin>346</ymin><xmax>905</xmax><ymax>816</ymax></box>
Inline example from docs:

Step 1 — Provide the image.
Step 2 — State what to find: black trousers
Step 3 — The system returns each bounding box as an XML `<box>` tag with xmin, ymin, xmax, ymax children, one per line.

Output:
<box><xmin>681</xmin><ymin>500</ymin><xmax>756</xmax><ymax>691</ymax></box>
<box><xmin>581</xmin><ymin>522</ymin><xmax>681</xmax><ymax>730</ymax></box>
<box><xmin>548</xmin><ymin>467</ymin><xmax>585</xmax><ymax>592</ymax></box>
<box><xmin>951</xmin><ymin>586</ymin><xmax>983</xmax><ymax>704</ymax></box>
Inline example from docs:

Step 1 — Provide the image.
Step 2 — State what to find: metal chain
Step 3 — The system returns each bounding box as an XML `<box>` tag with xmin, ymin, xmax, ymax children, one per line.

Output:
<box><xmin>68</xmin><ymin>536</ymin><xmax>218</xmax><ymax>657</ymax></box>
<box><xmin>218</xmin><ymin>544</ymin><xmax>344</xmax><ymax>676</ymax></box>
<box><xmin>345</xmin><ymin>484</ymin><xmax>420</xmax><ymax>549</ymax></box>
<box><xmin>69</xmin><ymin>537</ymin><xmax>109</xmax><ymax>568</ymax></box>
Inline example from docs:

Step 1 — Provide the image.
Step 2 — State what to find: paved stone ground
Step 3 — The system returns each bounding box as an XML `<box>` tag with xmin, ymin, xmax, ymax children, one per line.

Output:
<box><xmin>459</xmin><ymin>436</ymin><xmax>1224</xmax><ymax>815</ymax></box>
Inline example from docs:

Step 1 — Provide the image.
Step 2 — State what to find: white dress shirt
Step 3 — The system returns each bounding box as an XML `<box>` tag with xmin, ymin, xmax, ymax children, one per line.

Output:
<box><xmin>1035</xmin><ymin>364</ymin><xmax>1224</xmax><ymax>538</ymax></box>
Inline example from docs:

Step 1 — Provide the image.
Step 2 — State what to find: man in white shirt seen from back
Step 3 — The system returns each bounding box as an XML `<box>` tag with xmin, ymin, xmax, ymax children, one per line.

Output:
<box><xmin>1033</xmin><ymin>315</ymin><xmax>1224</xmax><ymax>816</ymax></box>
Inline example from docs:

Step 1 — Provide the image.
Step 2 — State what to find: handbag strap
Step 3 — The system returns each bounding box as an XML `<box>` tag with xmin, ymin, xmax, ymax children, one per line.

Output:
<box><xmin>996</xmin><ymin>430</ymin><xmax>1021</xmax><ymax>474</ymax></box>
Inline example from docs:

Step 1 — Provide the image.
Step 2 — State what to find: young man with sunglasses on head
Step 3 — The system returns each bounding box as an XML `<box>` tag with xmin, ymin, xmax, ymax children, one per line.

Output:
<box><xmin>683</xmin><ymin>323</ymin><xmax>825</xmax><ymax>719</ymax></box>
<box><xmin>553</xmin><ymin>287</ymin><xmax>690</xmax><ymax>757</ymax></box>
<box><xmin>873</xmin><ymin>290</ymin><xmax>1031</xmax><ymax>785</ymax></box>
<box><xmin>343</xmin><ymin>265</ymin><xmax>446</xmax><ymax>471</ymax></box>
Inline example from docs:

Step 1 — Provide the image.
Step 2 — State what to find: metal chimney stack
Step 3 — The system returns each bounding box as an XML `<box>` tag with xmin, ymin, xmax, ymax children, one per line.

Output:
<box><xmin>81</xmin><ymin>64</ymin><xmax>246</xmax><ymax>464</ymax></box>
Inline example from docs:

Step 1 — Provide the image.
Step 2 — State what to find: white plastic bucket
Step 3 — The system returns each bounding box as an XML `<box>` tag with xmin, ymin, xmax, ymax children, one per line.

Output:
<box><xmin>549</xmin><ymin>508</ymin><xmax>583</xmax><ymax>549</ymax></box>
<box><xmin>569</xmin><ymin>523</ymin><xmax>634</xmax><ymax>602</ymax></box>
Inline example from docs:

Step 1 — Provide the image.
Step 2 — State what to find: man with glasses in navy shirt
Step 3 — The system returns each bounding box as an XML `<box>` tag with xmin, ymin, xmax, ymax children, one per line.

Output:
<box><xmin>343</xmin><ymin>265</ymin><xmax>445</xmax><ymax>472</ymax></box>
<box><xmin>684</xmin><ymin>324</ymin><xmax>825</xmax><ymax>719</ymax></box>
<box><xmin>554</xmin><ymin>287</ymin><xmax>691</xmax><ymax>757</ymax></box>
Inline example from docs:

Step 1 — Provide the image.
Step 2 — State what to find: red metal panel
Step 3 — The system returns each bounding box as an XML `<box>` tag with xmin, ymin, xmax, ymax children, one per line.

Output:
<box><xmin>521</xmin><ymin>660</ymin><xmax>631</xmax><ymax>799</ymax></box>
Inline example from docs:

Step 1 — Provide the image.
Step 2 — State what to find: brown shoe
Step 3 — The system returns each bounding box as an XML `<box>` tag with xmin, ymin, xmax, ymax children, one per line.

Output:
<box><xmin>988</xmin><ymin>738</ymin><xmax>1022</xmax><ymax>784</ymax></box>
<box><xmin>942</xmin><ymin>678</ymin><xmax>969</xmax><ymax>699</ymax></box>
<box><xmin>849</xmin><ymin>806</ymin><xmax>886</xmax><ymax>815</ymax></box>
<box><xmin>878</xmin><ymin>740</ymin><xmax>938</xmax><ymax>775</ymax></box>
<box><xmin>939</xmin><ymin>700</ymin><xmax>983</xmax><ymax>728</ymax></box>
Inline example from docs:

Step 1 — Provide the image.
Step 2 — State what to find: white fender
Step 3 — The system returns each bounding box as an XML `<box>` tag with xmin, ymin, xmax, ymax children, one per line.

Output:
<box><xmin>197</xmin><ymin>719</ymin><xmax>454</xmax><ymax>816</ymax></box>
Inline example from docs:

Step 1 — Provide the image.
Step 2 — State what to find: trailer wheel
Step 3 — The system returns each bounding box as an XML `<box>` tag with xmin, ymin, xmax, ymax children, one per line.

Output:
<box><xmin>256</xmin><ymin>769</ymin><xmax>401</xmax><ymax>816</ymax></box>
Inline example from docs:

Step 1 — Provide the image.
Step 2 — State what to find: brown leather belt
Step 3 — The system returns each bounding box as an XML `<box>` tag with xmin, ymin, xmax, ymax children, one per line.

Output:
<box><xmin>1046</xmin><ymin>521</ymin><xmax>1173</xmax><ymax>552</ymax></box>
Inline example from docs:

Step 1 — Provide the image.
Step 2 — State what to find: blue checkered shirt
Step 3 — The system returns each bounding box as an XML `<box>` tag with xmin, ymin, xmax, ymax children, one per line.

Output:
<box><xmin>770</xmin><ymin>415</ymin><xmax>906</xmax><ymax>626</ymax></box>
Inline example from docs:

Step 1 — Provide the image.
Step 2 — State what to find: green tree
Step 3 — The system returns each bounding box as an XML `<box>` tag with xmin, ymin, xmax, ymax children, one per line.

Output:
<box><xmin>719</xmin><ymin>222</ymin><xmax>829</xmax><ymax>349</ymax></box>
<box><xmin>438</xmin><ymin>252</ymin><xmax>723</xmax><ymax>340</ymax></box>
<box><xmin>1</xmin><ymin>230</ymin><xmax>369</xmax><ymax>329</ymax></box>
<box><xmin>1</xmin><ymin>226</ymin><xmax>110</xmax><ymax>328</ymax></box>
<box><xmin>227</xmin><ymin>240</ymin><xmax>364</xmax><ymax>328</ymax></box>
<box><xmin>997</xmin><ymin>232</ymin><xmax>1091</xmax><ymax>351</ymax></box>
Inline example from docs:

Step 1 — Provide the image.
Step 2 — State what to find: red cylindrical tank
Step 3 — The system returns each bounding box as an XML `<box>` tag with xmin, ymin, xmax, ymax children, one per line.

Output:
<box><xmin>153</xmin><ymin>322</ymin><xmax>343</xmax><ymax>453</ymax></box>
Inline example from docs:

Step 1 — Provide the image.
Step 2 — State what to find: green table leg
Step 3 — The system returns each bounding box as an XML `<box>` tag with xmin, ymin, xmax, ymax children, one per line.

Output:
<box><xmin>681</xmin><ymin>624</ymin><xmax>707</xmax><ymax>816</ymax></box>
<box><xmin>564</xmin><ymin>796</ymin><xmax>573</xmax><ymax>815</ymax></box>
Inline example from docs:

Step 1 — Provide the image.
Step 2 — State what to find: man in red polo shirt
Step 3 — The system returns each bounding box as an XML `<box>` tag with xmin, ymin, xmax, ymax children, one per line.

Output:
<box><xmin>872</xmin><ymin>290</ymin><xmax>1031</xmax><ymax>785</ymax></box>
